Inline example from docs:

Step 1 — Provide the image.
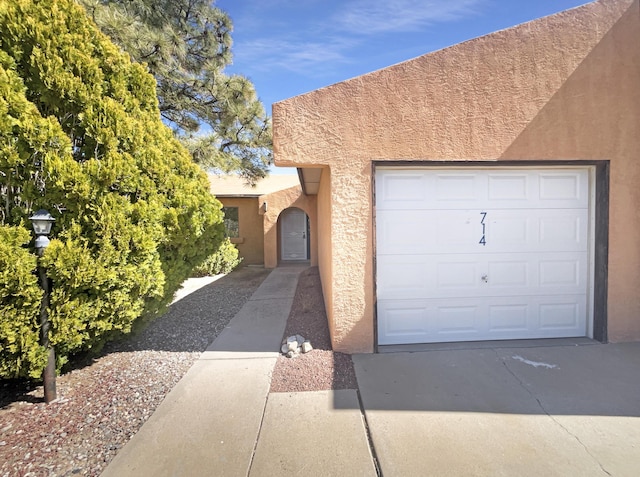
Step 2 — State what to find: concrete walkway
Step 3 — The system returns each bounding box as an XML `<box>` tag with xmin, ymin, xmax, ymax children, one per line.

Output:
<box><xmin>101</xmin><ymin>266</ymin><xmax>377</xmax><ymax>476</ymax></box>
<box><xmin>102</xmin><ymin>265</ymin><xmax>640</xmax><ymax>476</ymax></box>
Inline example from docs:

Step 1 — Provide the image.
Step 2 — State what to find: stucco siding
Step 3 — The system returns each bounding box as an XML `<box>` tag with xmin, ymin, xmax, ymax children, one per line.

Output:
<box><xmin>316</xmin><ymin>168</ymin><xmax>335</xmax><ymax>345</ymax></box>
<box><xmin>275</xmin><ymin>1</ymin><xmax>634</xmax><ymax>164</ymax></box>
<box><xmin>217</xmin><ymin>197</ymin><xmax>264</xmax><ymax>265</ymax></box>
<box><xmin>260</xmin><ymin>185</ymin><xmax>317</xmax><ymax>268</ymax></box>
<box><xmin>502</xmin><ymin>1</ymin><xmax>640</xmax><ymax>341</ymax></box>
<box><xmin>273</xmin><ymin>0</ymin><xmax>640</xmax><ymax>351</ymax></box>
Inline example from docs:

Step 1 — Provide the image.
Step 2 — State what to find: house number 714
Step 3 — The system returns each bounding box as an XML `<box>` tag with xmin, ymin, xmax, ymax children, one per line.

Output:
<box><xmin>479</xmin><ymin>212</ymin><xmax>487</xmax><ymax>246</ymax></box>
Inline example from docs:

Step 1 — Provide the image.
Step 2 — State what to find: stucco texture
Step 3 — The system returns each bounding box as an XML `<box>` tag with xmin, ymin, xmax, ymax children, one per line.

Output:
<box><xmin>273</xmin><ymin>0</ymin><xmax>640</xmax><ymax>352</ymax></box>
<box><xmin>217</xmin><ymin>197</ymin><xmax>264</xmax><ymax>265</ymax></box>
<box><xmin>260</xmin><ymin>185</ymin><xmax>317</xmax><ymax>268</ymax></box>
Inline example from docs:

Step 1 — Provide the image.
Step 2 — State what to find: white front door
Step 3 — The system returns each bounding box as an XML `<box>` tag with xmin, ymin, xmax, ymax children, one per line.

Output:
<box><xmin>281</xmin><ymin>208</ymin><xmax>308</xmax><ymax>261</ymax></box>
<box><xmin>376</xmin><ymin>167</ymin><xmax>592</xmax><ymax>345</ymax></box>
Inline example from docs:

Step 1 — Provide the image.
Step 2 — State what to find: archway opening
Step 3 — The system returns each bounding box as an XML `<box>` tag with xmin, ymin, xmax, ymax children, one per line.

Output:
<box><xmin>278</xmin><ymin>207</ymin><xmax>310</xmax><ymax>262</ymax></box>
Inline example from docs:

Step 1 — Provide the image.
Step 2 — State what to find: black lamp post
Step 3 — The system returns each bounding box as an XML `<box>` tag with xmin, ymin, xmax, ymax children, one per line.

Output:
<box><xmin>29</xmin><ymin>209</ymin><xmax>56</xmax><ymax>403</ymax></box>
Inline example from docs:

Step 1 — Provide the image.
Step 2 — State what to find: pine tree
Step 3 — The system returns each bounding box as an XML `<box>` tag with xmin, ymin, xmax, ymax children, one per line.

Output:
<box><xmin>79</xmin><ymin>0</ymin><xmax>273</xmax><ymax>183</ymax></box>
<box><xmin>0</xmin><ymin>0</ymin><xmax>223</xmax><ymax>378</ymax></box>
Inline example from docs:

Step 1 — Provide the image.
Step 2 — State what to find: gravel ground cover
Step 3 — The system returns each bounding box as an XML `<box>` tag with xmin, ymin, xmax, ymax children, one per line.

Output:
<box><xmin>0</xmin><ymin>265</ymin><xmax>357</xmax><ymax>477</ymax></box>
<box><xmin>270</xmin><ymin>266</ymin><xmax>358</xmax><ymax>393</ymax></box>
<box><xmin>0</xmin><ymin>266</ymin><xmax>271</xmax><ymax>477</ymax></box>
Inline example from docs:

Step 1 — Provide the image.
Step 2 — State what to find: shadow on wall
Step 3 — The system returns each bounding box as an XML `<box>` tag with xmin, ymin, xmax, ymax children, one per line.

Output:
<box><xmin>341</xmin><ymin>2</ymin><xmax>640</xmax><ymax>417</ymax></box>
<box><xmin>500</xmin><ymin>2</ymin><xmax>640</xmax><ymax>343</ymax></box>
<box><xmin>500</xmin><ymin>3</ymin><xmax>640</xmax><ymax>162</ymax></box>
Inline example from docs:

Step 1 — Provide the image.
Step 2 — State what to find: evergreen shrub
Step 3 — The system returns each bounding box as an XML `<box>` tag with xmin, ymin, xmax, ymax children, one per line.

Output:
<box><xmin>192</xmin><ymin>239</ymin><xmax>242</xmax><ymax>277</ymax></box>
<box><xmin>0</xmin><ymin>225</ymin><xmax>45</xmax><ymax>378</ymax></box>
<box><xmin>0</xmin><ymin>0</ymin><xmax>223</xmax><ymax>378</ymax></box>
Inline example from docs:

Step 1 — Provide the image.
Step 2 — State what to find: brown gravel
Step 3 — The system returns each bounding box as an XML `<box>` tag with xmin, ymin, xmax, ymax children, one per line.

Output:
<box><xmin>269</xmin><ymin>266</ymin><xmax>358</xmax><ymax>393</ymax></box>
<box><xmin>0</xmin><ymin>265</ymin><xmax>357</xmax><ymax>477</ymax></box>
<box><xmin>0</xmin><ymin>267</ymin><xmax>271</xmax><ymax>477</ymax></box>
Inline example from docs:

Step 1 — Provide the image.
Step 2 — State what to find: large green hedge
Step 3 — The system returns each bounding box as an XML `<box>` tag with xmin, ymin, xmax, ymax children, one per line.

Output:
<box><xmin>0</xmin><ymin>0</ymin><xmax>223</xmax><ymax>378</ymax></box>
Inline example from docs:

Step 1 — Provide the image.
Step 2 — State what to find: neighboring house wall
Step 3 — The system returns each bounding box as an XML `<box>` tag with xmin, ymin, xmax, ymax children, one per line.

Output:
<box><xmin>260</xmin><ymin>185</ymin><xmax>318</xmax><ymax>268</ymax></box>
<box><xmin>273</xmin><ymin>0</ymin><xmax>640</xmax><ymax>352</ymax></box>
<box><xmin>211</xmin><ymin>176</ymin><xmax>318</xmax><ymax>269</ymax></box>
<box><xmin>217</xmin><ymin>197</ymin><xmax>264</xmax><ymax>265</ymax></box>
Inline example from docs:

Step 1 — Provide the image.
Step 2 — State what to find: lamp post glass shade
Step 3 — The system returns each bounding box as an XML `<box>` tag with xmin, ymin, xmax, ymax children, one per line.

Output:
<box><xmin>30</xmin><ymin>209</ymin><xmax>55</xmax><ymax>236</ymax></box>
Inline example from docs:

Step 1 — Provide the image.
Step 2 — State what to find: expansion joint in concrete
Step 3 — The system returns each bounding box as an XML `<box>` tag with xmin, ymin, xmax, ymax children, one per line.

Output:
<box><xmin>246</xmin><ymin>388</ymin><xmax>273</xmax><ymax>476</ymax></box>
<box><xmin>495</xmin><ymin>349</ymin><xmax>613</xmax><ymax>476</ymax></box>
<box><xmin>356</xmin><ymin>389</ymin><xmax>382</xmax><ymax>477</ymax></box>
<box><xmin>248</xmin><ymin>296</ymin><xmax>295</xmax><ymax>302</ymax></box>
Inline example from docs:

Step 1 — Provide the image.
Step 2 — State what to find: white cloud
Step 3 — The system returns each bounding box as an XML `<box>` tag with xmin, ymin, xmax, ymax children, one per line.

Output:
<box><xmin>226</xmin><ymin>0</ymin><xmax>488</xmax><ymax>77</ymax></box>
<box><xmin>335</xmin><ymin>0</ymin><xmax>487</xmax><ymax>35</ymax></box>
<box><xmin>234</xmin><ymin>37</ymin><xmax>355</xmax><ymax>75</ymax></box>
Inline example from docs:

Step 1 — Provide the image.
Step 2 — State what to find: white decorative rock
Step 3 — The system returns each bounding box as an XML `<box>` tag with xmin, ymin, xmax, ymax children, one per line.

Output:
<box><xmin>281</xmin><ymin>343</ymin><xmax>289</xmax><ymax>354</ymax></box>
<box><xmin>285</xmin><ymin>350</ymin><xmax>296</xmax><ymax>358</ymax></box>
<box><xmin>302</xmin><ymin>341</ymin><xmax>313</xmax><ymax>353</ymax></box>
<box><xmin>287</xmin><ymin>340</ymin><xmax>299</xmax><ymax>352</ymax></box>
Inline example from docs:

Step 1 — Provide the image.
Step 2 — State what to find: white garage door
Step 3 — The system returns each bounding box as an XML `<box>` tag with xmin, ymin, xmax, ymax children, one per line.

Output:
<box><xmin>376</xmin><ymin>167</ymin><xmax>592</xmax><ymax>345</ymax></box>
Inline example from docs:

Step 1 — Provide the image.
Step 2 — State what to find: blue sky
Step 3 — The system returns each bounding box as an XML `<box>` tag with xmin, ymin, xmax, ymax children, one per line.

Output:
<box><xmin>215</xmin><ymin>0</ymin><xmax>590</xmax><ymax>173</ymax></box>
<box><xmin>217</xmin><ymin>0</ymin><xmax>590</xmax><ymax>108</ymax></box>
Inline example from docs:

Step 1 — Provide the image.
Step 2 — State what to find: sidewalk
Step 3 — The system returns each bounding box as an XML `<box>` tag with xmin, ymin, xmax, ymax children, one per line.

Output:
<box><xmin>101</xmin><ymin>265</ymin><xmax>640</xmax><ymax>477</ymax></box>
<box><xmin>101</xmin><ymin>266</ymin><xmax>377</xmax><ymax>476</ymax></box>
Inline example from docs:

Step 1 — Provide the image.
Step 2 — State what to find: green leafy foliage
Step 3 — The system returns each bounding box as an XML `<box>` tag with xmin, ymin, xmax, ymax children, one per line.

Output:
<box><xmin>0</xmin><ymin>0</ymin><xmax>224</xmax><ymax>379</ymax></box>
<box><xmin>192</xmin><ymin>238</ymin><xmax>242</xmax><ymax>277</ymax></box>
<box><xmin>79</xmin><ymin>0</ymin><xmax>273</xmax><ymax>184</ymax></box>
<box><xmin>0</xmin><ymin>225</ymin><xmax>45</xmax><ymax>378</ymax></box>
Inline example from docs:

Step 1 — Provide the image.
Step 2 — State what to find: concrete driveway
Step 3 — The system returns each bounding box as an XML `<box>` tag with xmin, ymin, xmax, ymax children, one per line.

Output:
<box><xmin>100</xmin><ymin>265</ymin><xmax>640</xmax><ymax>476</ymax></box>
<box><xmin>353</xmin><ymin>341</ymin><xmax>640</xmax><ymax>477</ymax></box>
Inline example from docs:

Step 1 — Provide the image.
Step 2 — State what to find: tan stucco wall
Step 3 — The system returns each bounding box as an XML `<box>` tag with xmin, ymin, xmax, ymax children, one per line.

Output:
<box><xmin>260</xmin><ymin>185</ymin><xmax>317</xmax><ymax>268</ymax></box>
<box><xmin>217</xmin><ymin>197</ymin><xmax>264</xmax><ymax>265</ymax></box>
<box><xmin>315</xmin><ymin>168</ymin><xmax>335</xmax><ymax>343</ymax></box>
<box><xmin>273</xmin><ymin>0</ymin><xmax>640</xmax><ymax>352</ymax></box>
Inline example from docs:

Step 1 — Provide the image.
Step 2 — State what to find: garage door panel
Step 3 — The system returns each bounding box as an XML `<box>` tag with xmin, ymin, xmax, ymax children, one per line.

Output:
<box><xmin>486</xmin><ymin>260</ymin><xmax>530</xmax><ymax>287</ymax></box>
<box><xmin>436</xmin><ymin>261</ymin><xmax>478</xmax><ymax>288</ymax></box>
<box><xmin>378</xmin><ymin>209</ymin><xmax>587</xmax><ymax>255</ymax></box>
<box><xmin>436</xmin><ymin>305</ymin><xmax>479</xmax><ymax>334</ymax></box>
<box><xmin>538</xmin><ymin>302</ymin><xmax>583</xmax><ymax>331</ymax></box>
<box><xmin>378</xmin><ymin>210</ymin><xmax>479</xmax><ymax>254</ymax></box>
<box><xmin>379</xmin><ymin>302</ymin><xmax>430</xmax><ymax>342</ymax></box>
<box><xmin>436</xmin><ymin>212</ymin><xmax>478</xmax><ymax>249</ymax></box>
<box><xmin>378</xmin><ymin>252</ymin><xmax>586</xmax><ymax>300</ymax></box>
<box><xmin>435</xmin><ymin>174</ymin><xmax>478</xmax><ymax>201</ymax></box>
<box><xmin>539</xmin><ymin>171</ymin><xmax>585</xmax><ymax>202</ymax></box>
<box><xmin>377</xmin><ymin>169</ymin><xmax>589</xmax><ymax>210</ymax></box>
<box><xmin>376</xmin><ymin>167</ymin><xmax>591</xmax><ymax>345</ymax></box>
<box><xmin>538</xmin><ymin>214</ymin><xmax>587</xmax><ymax>248</ymax></box>
<box><xmin>378</xmin><ymin>255</ymin><xmax>480</xmax><ymax>300</ymax></box>
<box><xmin>489</xmin><ymin>210</ymin><xmax>588</xmax><ymax>252</ymax></box>
<box><xmin>487</xmin><ymin>253</ymin><xmax>586</xmax><ymax>294</ymax></box>
<box><xmin>487</xmin><ymin>173</ymin><xmax>530</xmax><ymax>201</ymax></box>
<box><xmin>488</xmin><ymin>214</ymin><xmax>529</xmax><ymax>247</ymax></box>
<box><xmin>377</xmin><ymin>257</ymin><xmax>431</xmax><ymax>297</ymax></box>
<box><xmin>377</xmin><ymin>210</ymin><xmax>433</xmax><ymax>254</ymax></box>
<box><xmin>488</xmin><ymin>304</ymin><xmax>529</xmax><ymax>332</ymax></box>
<box><xmin>378</xmin><ymin>295</ymin><xmax>587</xmax><ymax>345</ymax></box>
<box><xmin>539</xmin><ymin>259</ymin><xmax>581</xmax><ymax>287</ymax></box>
<box><xmin>377</xmin><ymin>173</ymin><xmax>427</xmax><ymax>206</ymax></box>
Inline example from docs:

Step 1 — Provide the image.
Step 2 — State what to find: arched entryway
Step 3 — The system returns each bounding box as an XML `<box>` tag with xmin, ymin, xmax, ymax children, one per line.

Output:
<box><xmin>279</xmin><ymin>207</ymin><xmax>309</xmax><ymax>261</ymax></box>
